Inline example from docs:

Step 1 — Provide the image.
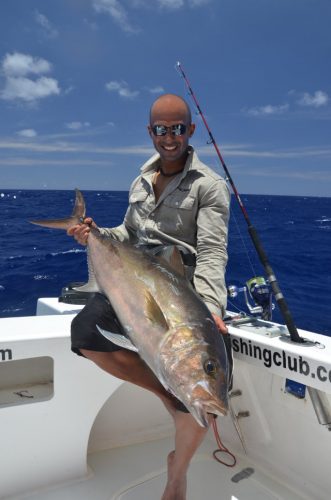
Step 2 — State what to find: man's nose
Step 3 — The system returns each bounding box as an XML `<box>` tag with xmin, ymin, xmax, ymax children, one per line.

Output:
<box><xmin>163</xmin><ymin>129</ymin><xmax>175</xmax><ymax>139</ymax></box>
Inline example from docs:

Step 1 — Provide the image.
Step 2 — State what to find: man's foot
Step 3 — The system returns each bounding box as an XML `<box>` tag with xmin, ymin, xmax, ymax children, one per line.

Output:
<box><xmin>161</xmin><ymin>451</ymin><xmax>187</xmax><ymax>500</ymax></box>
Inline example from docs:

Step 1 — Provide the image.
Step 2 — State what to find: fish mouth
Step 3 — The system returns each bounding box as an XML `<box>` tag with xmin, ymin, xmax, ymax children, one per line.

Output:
<box><xmin>169</xmin><ymin>377</ymin><xmax>229</xmax><ymax>428</ymax></box>
<box><xmin>189</xmin><ymin>400</ymin><xmax>228</xmax><ymax>428</ymax></box>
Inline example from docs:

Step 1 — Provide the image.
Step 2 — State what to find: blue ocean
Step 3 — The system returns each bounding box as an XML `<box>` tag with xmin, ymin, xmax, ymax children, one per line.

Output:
<box><xmin>0</xmin><ymin>190</ymin><xmax>330</xmax><ymax>336</ymax></box>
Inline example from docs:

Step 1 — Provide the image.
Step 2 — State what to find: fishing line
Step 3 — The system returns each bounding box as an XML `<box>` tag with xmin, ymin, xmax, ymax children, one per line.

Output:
<box><xmin>226</xmin><ymin>297</ymin><xmax>247</xmax><ymax>316</ymax></box>
<box><xmin>175</xmin><ymin>61</ymin><xmax>304</xmax><ymax>344</ymax></box>
<box><xmin>211</xmin><ymin>418</ymin><xmax>236</xmax><ymax>467</ymax></box>
<box><xmin>230</xmin><ymin>202</ymin><xmax>258</xmax><ymax>279</ymax></box>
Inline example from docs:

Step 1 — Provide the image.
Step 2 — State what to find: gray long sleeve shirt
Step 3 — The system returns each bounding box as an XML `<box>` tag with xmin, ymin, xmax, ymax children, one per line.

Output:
<box><xmin>101</xmin><ymin>146</ymin><xmax>230</xmax><ymax>317</ymax></box>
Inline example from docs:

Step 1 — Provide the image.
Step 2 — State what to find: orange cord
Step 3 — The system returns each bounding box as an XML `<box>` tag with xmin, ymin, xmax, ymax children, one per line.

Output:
<box><xmin>212</xmin><ymin>418</ymin><xmax>236</xmax><ymax>467</ymax></box>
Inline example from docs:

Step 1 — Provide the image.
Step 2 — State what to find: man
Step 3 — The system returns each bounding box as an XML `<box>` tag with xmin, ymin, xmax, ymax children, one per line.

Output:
<box><xmin>68</xmin><ymin>94</ymin><xmax>230</xmax><ymax>500</ymax></box>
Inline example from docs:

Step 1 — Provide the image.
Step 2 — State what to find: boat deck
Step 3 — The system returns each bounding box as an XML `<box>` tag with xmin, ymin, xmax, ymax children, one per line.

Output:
<box><xmin>19</xmin><ymin>435</ymin><xmax>305</xmax><ymax>500</ymax></box>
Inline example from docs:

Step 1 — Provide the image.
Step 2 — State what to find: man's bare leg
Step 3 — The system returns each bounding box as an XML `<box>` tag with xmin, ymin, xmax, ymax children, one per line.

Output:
<box><xmin>80</xmin><ymin>349</ymin><xmax>210</xmax><ymax>499</ymax></box>
<box><xmin>161</xmin><ymin>412</ymin><xmax>211</xmax><ymax>500</ymax></box>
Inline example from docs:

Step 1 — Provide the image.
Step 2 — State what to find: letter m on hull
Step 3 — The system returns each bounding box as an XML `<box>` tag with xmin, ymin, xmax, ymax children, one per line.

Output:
<box><xmin>0</xmin><ymin>349</ymin><xmax>12</xmax><ymax>361</ymax></box>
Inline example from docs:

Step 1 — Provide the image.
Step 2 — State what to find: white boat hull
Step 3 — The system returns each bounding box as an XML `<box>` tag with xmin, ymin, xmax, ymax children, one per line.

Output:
<box><xmin>0</xmin><ymin>298</ymin><xmax>330</xmax><ymax>499</ymax></box>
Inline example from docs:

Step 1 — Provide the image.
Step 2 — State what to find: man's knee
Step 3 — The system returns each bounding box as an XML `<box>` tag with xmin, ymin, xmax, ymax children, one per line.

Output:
<box><xmin>79</xmin><ymin>348</ymin><xmax>134</xmax><ymax>367</ymax></box>
<box><xmin>79</xmin><ymin>348</ymin><xmax>114</xmax><ymax>363</ymax></box>
<box><xmin>71</xmin><ymin>313</ymin><xmax>83</xmax><ymax>335</ymax></box>
<box><xmin>79</xmin><ymin>347</ymin><xmax>94</xmax><ymax>359</ymax></box>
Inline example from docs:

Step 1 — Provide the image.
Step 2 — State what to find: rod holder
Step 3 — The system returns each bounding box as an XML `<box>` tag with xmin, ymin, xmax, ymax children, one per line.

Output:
<box><xmin>236</xmin><ymin>411</ymin><xmax>250</xmax><ymax>419</ymax></box>
<box><xmin>229</xmin><ymin>390</ymin><xmax>242</xmax><ymax>398</ymax></box>
<box><xmin>307</xmin><ymin>387</ymin><xmax>331</xmax><ymax>430</ymax></box>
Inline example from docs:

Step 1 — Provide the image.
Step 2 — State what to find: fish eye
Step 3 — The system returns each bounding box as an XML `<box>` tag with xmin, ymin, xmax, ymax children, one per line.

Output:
<box><xmin>203</xmin><ymin>358</ymin><xmax>219</xmax><ymax>378</ymax></box>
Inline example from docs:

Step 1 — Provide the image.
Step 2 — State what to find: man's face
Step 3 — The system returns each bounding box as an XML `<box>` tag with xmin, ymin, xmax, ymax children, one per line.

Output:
<box><xmin>148</xmin><ymin>102</ymin><xmax>195</xmax><ymax>164</ymax></box>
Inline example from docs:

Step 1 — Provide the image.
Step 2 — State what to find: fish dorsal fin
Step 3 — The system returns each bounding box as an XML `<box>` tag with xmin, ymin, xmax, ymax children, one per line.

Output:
<box><xmin>145</xmin><ymin>291</ymin><xmax>169</xmax><ymax>330</ymax></box>
<box><xmin>169</xmin><ymin>246</ymin><xmax>185</xmax><ymax>276</ymax></box>
<box><xmin>155</xmin><ymin>246</ymin><xmax>186</xmax><ymax>277</ymax></box>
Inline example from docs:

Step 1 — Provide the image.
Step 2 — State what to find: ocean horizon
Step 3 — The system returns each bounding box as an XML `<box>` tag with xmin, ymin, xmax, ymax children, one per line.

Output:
<box><xmin>1</xmin><ymin>189</ymin><xmax>330</xmax><ymax>336</ymax></box>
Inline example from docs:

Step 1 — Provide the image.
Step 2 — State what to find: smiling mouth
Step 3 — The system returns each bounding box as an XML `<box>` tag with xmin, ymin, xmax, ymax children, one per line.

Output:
<box><xmin>162</xmin><ymin>145</ymin><xmax>177</xmax><ymax>151</ymax></box>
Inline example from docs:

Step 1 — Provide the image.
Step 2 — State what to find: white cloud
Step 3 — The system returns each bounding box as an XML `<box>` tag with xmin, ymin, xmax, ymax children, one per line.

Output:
<box><xmin>2</xmin><ymin>137</ymin><xmax>331</xmax><ymax>161</ymax></box>
<box><xmin>0</xmin><ymin>138</ymin><xmax>154</xmax><ymax>155</ymax></box>
<box><xmin>17</xmin><ymin>129</ymin><xmax>37</xmax><ymax>138</ymax></box>
<box><xmin>1</xmin><ymin>76</ymin><xmax>60</xmax><ymax>102</ymax></box>
<box><xmin>0</xmin><ymin>158</ymin><xmax>114</xmax><ymax>167</ymax></box>
<box><xmin>105</xmin><ymin>80</ymin><xmax>139</xmax><ymax>99</ymax></box>
<box><xmin>188</xmin><ymin>0</ymin><xmax>210</xmax><ymax>5</ymax></box>
<box><xmin>242</xmin><ymin>167</ymin><xmax>331</xmax><ymax>182</ymax></box>
<box><xmin>147</xmin><ymin>86</ymin><xmax>165</xmax><ymax>94</ymax></box>
<box><xmin>64</xmin><ymin>85</ymin><xmax>75</xmax><ymax>95</ymax></box>
<box><xmin>84</xmin><ymin>18</ymin><xmax>99</xmax><ymax>31</ymax></box>
<box><xmin>93</xmin><ymin>0</ymin><xmax>211</xmax><ymax>32</ymax></box>
<box><xmin>147</xmin><ymin>0</ymin><xmax>210</xmax><ymax>9</ymax></box>
<box><xmin>2</xmin><ymin>52</ymin><xmax>52</xmax><ymax>77</ymax></box>
<box><xmin>298</xmin><ymin>91</ymin><xmax>329</xmax><ymax>108</ymax></box>
<box><xmin>156</xmin><ymin>0</ymin><xmax>184</xmax><ymax>9</ymax></box>
<box><xmin>245</xmin><ymin>103</ymin><xmax>289</xmax><ymax>116</ymax></box>
<box><xmin>197</xmin><ymin>144</ymin><xmax>331</xmax><ymax>159</ymax></box>
<box><xmin>65</xmin><ymin>121</ymin><xmax>91</xmax><ymax>130</ymax></box>
<box><xmin>0</xmin><ymin>53</ymin><xmax>60</xmax><ymax>103</ymax></box>
<box><xmin>92</xmin><ymin>0</ymin><xmax>138</xmax><ymax>33</ymax></box>
<box><xmin>34</xmin><ymin>11</ymin><xmax>58</xmax><ymax>38</ymax></box>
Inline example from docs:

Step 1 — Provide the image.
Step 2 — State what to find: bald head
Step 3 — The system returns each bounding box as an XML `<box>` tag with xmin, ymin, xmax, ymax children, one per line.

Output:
<box><xmin>149</xmin><ymin>94</ymin><xmax>192</xmax><ymax>125</ymax></box>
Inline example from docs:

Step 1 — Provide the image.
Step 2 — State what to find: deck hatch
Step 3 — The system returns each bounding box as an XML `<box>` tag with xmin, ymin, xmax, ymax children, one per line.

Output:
<box><xmin>0</xmin><ymin>356</ymin><xmax>54</xmax><ymax>408</ymax></box>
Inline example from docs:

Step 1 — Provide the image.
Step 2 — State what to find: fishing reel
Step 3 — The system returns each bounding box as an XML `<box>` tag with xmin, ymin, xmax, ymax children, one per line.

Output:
<box><xmin>227</xmin><ymin>276</ymin><xmax>274</xmax><ymax>320</ymax></box>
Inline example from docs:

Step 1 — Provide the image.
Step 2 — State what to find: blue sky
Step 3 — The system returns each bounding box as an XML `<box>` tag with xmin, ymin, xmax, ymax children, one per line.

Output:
<box><xmin>0</xmin><ymin>0</ymin><xmax>330</xmax><ymax>196</ymax></box>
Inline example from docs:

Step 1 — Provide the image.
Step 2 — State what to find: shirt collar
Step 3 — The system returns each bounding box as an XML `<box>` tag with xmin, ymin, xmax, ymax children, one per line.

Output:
<box><xmin>140</xmin><ymin>145</ymin><xmax>197</xmax><ymax>178</ymax></box>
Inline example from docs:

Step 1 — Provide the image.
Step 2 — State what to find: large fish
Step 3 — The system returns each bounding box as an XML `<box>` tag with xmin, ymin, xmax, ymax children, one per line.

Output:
<box><xmin>30</xmin><ymin>189</ymin><xmax>230</xmax><ymax>427</ymax></box>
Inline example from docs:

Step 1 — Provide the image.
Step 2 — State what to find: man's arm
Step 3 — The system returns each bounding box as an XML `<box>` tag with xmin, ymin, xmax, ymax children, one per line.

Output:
<box><xmin>67</xmin><ymin>215</ymin><xmax>136</xmax><ymax>246</ymax></box>
<box><xmin>193</xmin><ymin>179</ymin><xmax>230</xmax><ymax>333</ymax></box>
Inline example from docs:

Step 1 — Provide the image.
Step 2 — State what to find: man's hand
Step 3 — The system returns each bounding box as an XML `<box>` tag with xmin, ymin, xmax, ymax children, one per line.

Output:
<box><xmin>212</xmin><ymin>313</ymin><xmax>228</xmax><ymax>335</ymax></box>
<box><xmin>67</xmin><ymin>217</ymin><xmax>98</xmax><ymax>246</ymax></box>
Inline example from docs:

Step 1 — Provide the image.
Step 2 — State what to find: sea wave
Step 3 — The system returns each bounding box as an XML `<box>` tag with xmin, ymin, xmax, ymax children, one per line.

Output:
<box><xmin>50</xmin><ymin>248</ymin><xmax>86</xmax><ymax>257</ymax></box>
<box><xmin>33</xmin><ymin>274</ymin><xmax>54</xmax><ymax>281</ymax></box>
<box><xmin>1</xmin><ymin>190</ymin><xmax>330</xmax><ymax>335</ymax></box>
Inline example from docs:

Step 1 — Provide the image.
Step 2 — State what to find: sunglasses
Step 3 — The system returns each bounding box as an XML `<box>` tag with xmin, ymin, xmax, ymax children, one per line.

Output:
<box><xmin>151</xmin><ymin>124</ymin><xmax>187</xmax><ymax>137</ymax></box>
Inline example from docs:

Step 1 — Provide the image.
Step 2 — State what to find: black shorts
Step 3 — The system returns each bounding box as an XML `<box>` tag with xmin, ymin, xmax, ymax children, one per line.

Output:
<box><xmin>71</xmin><ymin>293</ymin><xmax>125</xmax><ymax>356</ymax></box>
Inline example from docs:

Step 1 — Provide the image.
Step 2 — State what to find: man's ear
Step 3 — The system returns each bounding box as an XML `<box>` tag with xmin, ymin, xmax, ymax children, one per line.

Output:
<box><xmin>188</xmin><ymin>123</ymin><xmax>196</xmax><ymax>137</ymax></box>
<box><xmin>147</xmin><ymin>125</ymin><xmax>153</xmax><ymax>138</ymax></box>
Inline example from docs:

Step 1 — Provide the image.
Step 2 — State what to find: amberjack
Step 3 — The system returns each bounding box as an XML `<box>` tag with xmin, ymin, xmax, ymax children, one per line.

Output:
<box><xmin>30</xmin><ymin>189</ymin><xmax>230</xmax><ymax>427</ymax></box>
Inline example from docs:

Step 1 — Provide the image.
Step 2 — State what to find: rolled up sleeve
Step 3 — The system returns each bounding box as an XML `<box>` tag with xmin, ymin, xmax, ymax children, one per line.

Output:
<box><xmin>193</xmin><ymin>179</ymin><xmax>230</xmax><ymax>317</ymax></box>
<box><xmin>99</xmin><ymin>209</ymin><xmax>137</xmax><ymax>243</ymax></box>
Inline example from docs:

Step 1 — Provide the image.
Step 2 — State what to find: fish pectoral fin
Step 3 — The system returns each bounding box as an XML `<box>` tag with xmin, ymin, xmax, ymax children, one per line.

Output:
<box><xmin>144</xmin><ymin>291</ymin><xmax>169</xmax><ymax>331</ymax></box>
<box><xmin>73</xmin><ymin>248</ymin><xmax>100</xmax><ymax>292</ymax></box>
<box><xmin>96</xmin><ymin>325</ymin><xmax>138</xmax><ymax>352</ymax></box>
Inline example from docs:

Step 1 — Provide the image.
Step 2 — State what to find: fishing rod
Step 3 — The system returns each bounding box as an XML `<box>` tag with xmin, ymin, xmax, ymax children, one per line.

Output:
<box><xmin>176</xmin><ymin>61</ymin><xmax>304</xmax><ymax>344</ymax></box>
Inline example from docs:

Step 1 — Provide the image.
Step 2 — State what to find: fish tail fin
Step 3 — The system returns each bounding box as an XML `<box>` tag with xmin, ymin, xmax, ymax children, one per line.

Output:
<box><xmin>29</xmin><ymin>189</ymin><xmax>86</xmax><ymax>230</ymax></box>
